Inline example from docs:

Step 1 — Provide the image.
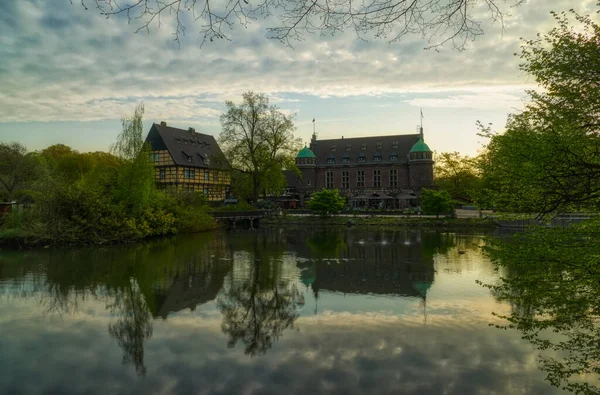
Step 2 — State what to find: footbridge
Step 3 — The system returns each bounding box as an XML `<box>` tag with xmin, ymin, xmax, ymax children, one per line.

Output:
<box><xmin>209</xmin><ymin>210</ymin><xmax>273</xmax><ymax>229</ymax></box>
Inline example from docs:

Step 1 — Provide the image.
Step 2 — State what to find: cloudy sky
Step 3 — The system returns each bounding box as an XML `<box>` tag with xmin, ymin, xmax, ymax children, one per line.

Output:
<box><xmin>0</xmin><ymin>0</ymin><xmax>598</xmax><ymax>156</ymax></box>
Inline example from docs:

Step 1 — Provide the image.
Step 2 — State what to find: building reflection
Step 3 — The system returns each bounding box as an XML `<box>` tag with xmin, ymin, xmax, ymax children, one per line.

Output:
<box><xmin>285</xmin><ymin>229</ymin><xmax>440</xmax><ymax>300</ymax></box>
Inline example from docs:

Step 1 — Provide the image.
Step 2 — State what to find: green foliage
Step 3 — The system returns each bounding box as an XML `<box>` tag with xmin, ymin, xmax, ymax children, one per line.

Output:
<box><xmin>111</xmin><ymin>103</ymin><xmax>155</xmax><ymax>214</ymax></box>
<box><xmin>479</xmin><ymin>11</ymin><xmax>600</xmax><ymax>215</ymax></box>
<box><xmin>219</xmin><ymin>91</ymin><xmax>301</xmax><ymax>202</ymax></box>
<box><xmin>0</xmin><ymin>103</ymin><xmax>218</xmax><ymax>247</ymax></box>
<box><xmin>420</xmin><ymin>189</ymin><xmax>454</xmax><ymax>218</ymax></box>
<box><xmin>434</xmin><ymin>151</ymin><xmax>482</xmax><ymax>203</ymax></box>
<box><xmin>482</xmin><ymin>219</ymin><xmax>600</xmax><ymax>394</ymax></box>
<box><xmin>307</xmin><ymin>189</ymin><xmax>346</xmax><ymax>217</ymax></box>
<box><xmin>0</xmin><ymin>142</ymin><xmax>41</xmax><ymax>201</ymax></box>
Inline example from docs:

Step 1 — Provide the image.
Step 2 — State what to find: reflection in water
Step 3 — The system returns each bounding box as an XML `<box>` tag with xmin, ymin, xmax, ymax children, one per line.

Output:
<box><xmin>1</xmin><ymin>227</ymin><xmax>558</xmax><ymax>395</ymax></box>
<box><xmin>484</xmin><ymin>223</ymin><xmax>600</xmax><ymax>394</ymax></box>
<box><xmin>108</xmin><ymin>279</ymin><xmax>153</xmax><ymax>376</ymax></box>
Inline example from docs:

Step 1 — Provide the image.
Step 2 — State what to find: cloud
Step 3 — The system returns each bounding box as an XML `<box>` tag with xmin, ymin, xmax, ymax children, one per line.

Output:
<box><xmin>0</xmin><ymin>0</ymin><xmax>598</xmax><ymax>123</ymax></box>
<box><xmin>405</xmin><ymin>92</ymin><xmax>526</xmax><ymax>110</ymax></box>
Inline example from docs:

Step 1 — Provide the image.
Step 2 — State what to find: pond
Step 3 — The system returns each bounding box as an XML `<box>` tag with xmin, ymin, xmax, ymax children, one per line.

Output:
<box><xmin>0</xmin><ymin>228</ymin><xmax>567</xmax><ymax>394</ymax></box>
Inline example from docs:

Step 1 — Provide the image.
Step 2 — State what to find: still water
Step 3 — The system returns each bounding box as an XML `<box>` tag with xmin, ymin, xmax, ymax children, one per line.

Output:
<box><xmin>0</xmin><ymin>228</ymin><xmax>566</xmax><ymax>394</ymax></box>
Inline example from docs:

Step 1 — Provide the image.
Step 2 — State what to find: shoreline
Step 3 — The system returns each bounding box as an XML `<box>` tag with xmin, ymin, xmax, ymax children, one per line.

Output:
<box><xmin>261</xmin><ymin>215</ymin><xmax>498</xmax><ymax>229</ymax></box>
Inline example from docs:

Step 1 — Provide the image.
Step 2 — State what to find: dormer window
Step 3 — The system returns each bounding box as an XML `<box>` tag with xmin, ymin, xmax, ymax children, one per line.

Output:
<box><xmin>358</xmin><ymin>154</ymin><xmax>366</xmax><ymax>162</ymax></box>
<box><xmin>390</xmin><ymin>152</ymin><xmax>399</xmax><ymax>161</ymax></box>
<box><xmin>327</xmin><ymin>156</ymin><xmax>335</xmax><ymax>164</ymax></box>
<box><xmin>330</xmin><ymin>145</ymin><xmax>337</xmax><ymax>152</ymax></box>
<box><xmin>182</xmin><ymin>151</ymin><xmax>192</xmax><ymax>163</ymax></box>
<box><xmin>373</xmin><ymin>154</ymin><xmax>382</xmax><ymax>162</ymax></box>
<box><xmin>345</xmin><ymin>145</ymin><xmax>351</xmax><ymax>151</ymax></box>
<box><xmin>392</xmin><ymin>141</ymin><xmax>399</xmax><ymax>149</ymax></box>
<box><xmin>376</xmin><ymin>142</ymin><xmax>382</xmax><ymax>150</ymax></box>
<box><xmin>342</xmin><ymin>156</ymin><xmax>350</xmax><ymax>163</ymax></box>
<box><xmin>361</xmin><ymin>143</ymin><xmax>367</xmax><ymax>151</ymax></box>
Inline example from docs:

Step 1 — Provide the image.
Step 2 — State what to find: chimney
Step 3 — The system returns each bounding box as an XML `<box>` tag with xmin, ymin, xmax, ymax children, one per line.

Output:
<box><xmin>342</xmin><ymin>136</ymin><xmax>344</xmax><ymax>139</ymax></box>
<box><xmin>188</xmin><ymin>127</ymin><xmax>195</xmax><ymax>134</ymax></box>
<box><xmin>160</xmin><ymin>121</ymin><xmax>167</xmax><ymax>126</ymax></box>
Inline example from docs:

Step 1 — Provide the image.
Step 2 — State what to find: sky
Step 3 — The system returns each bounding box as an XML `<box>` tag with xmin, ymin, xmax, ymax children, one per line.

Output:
<box><xmin>0</xmin><ymin>0</ymin><xmax>598</xmax><ymax>156</ymax></box>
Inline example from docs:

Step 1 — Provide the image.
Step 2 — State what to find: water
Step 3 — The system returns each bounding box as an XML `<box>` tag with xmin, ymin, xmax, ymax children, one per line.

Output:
<box><xmin>0</xmin><ymin>228</ymin><xmax>565</xmax><ymax>394</ymax></box>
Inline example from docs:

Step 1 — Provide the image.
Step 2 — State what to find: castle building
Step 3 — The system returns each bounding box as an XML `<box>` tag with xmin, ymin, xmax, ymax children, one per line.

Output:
<box><xmin>145</xmin><ymin>122</ymin><xmax>231</xmax><ymax>201</ymax></box>
<box><xmin>286</xmin><ymin>128</ymin><xmax>434</xmax><ymax>208</ymax></box>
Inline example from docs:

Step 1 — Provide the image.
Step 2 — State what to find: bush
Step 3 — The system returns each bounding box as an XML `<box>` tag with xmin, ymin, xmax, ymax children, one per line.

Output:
<box><xmin>420</xmin><ymin>189</ymin><xmax>455</xmax><ymax>218</ymax></box>
<box><xmin>307</xmin><ymin>189</ymin><xmax>346</xmax><ymax>217</ymax></box>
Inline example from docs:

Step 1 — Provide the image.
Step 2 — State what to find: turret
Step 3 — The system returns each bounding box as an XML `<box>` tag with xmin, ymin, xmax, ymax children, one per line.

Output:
<box><xmin>408</xmin><ymin>137</ymin><xmax>434</xmax><ymax>190</ymax></box>
<box><xmin>296</xmin><ymin>145</ymin><xmax>317</xmax><ymax>190</ymax></box>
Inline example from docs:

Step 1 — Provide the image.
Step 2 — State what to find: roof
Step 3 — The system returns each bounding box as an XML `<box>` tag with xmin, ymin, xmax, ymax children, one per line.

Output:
<box><xmin>311</xmin><ymin>134</ymin><xmax>421</xmax><ymax>166</ymax></box>
<box><xmin>297</xmin><ymin>146</ymin><xmax>316</xmax><ymax>158</ymax></box>
<box><xmin>409</xmin><ymin>138</ymin><xmax>432</xmax><ymax>153</ymax></box>
<box><xmin>146</xmin><ymin>123</ymin><xmax>227</xmax><ymax>169</ymax></box>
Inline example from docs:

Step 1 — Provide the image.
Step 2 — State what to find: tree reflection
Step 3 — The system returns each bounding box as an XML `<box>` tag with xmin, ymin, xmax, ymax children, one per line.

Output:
<box><xmin>483</xmin><ymin>220</ymin><xmax>600</xmax><ymax>394</ymax></box>
<box><xmin>218</xmin><ymin>235</ymin><xmax>304</xmax><ymax>356</ymax></box>
<box><xmin>108</xmin><ymin>279</ymin><xmax>153</xmax><ymax>376</ymax></box>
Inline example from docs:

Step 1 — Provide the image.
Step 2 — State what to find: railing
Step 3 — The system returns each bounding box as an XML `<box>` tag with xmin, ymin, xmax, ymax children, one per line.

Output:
<box><xmin>209</xmin><ymin>210</ymin><xmax>272</xmax><ymax>219</ymax></box>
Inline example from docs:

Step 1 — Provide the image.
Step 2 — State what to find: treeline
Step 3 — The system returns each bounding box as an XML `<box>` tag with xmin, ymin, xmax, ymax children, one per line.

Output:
<box><xmin>434</xmin><ymin>11</ymin><xmax>600</xmax><ymax>217</ymax></box>
<box><xmin>0</xmin><ymin>104</ymin><xmax>217</xmax><ymax>247</ymax></box>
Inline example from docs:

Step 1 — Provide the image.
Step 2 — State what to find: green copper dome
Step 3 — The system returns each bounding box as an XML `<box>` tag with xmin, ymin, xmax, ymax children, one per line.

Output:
<box><xmin>409</xmin><ymin>138</ymin><xmax>432</xmax><ymax>153</ymax></box>
<box><xmin>297</xmin><ymin>146</ymin><xmax>316</xmax><ymax>158</ymax></box>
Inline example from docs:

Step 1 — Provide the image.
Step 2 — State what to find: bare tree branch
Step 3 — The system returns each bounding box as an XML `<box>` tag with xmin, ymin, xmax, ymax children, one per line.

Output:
<box><xmin>76</xmin><ymin>0</ymin><xmax>525</xmax><ymax>49</ymax></box>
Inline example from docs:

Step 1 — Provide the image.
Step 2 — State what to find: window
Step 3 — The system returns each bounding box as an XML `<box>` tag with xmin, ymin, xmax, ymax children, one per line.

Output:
<box><xmin>345</xmin><ymin>144</ymin><xmax>351</xmax><ymax>151</ymax></box>
<box><xmin>183</xmin><ymin>169</ymin><xmax>195</xmax><ymax>179</ymax></box>
<box><xmin>373</xmin><ymin>154</ymin><xmax>382</xmax><ymax>162</ymax></box>
<box><xmin>204</xmin><ymin>170</ymin><xmax>210</xmax><ymax>181</ymax></box>
<box><xmin>390</xmin><ymin>169</ymin><xmax>398</xmax><ymax>187</ymax></box>
<box><xmin>358</xmin><ymin>154</ymin><xmax>365</xmax><ymax>162</ymax></box>
<box><xmin>342</xmin><ymin>156</ymin><xmax>350</xmax><ymax>163</ymax></box>
<box><xmin>159</xmin><ymin>169</ymin><xmax>166</xmax><ymax>179</ymax></box>
<box><xmin>149</xmin><ymin>152</ymin><xmax>160</xmax><ymax>162</ymax></box>
<box><xmin>357</xmin><ymin>170</ymin><xmax>364</xmax><ymax>187</ymax></box>
<box><xmin>214</xmin><ymin>171</ymin><xmax>219</xmax><ymax>182</ymax></box>
<box><xmin>330</xmin><ymin>145</ymin><xmax>337</xmax><ymax>152</ymax></box>
<box><xmin>361</xmin><ymin>143</ymin><xmax>367</xmax><ymax>151</ymax></box>
<box><xmin>390</xmin><ymin>153</ymin><xmax>398</xmax><ymax>161</ymax></box>
<box><xmin>392</xmin><ymin>140</ymin><xmax>399</xmax><ymax>149</ymax></box>
<box><xmin>327</xmin><ymin>156</ymin><xmax>335</xmax><ymax>164</ymax></box>
<box><xmin>326</xmin><ymin>171</ymin><xmax>334</xmax><ymax>189</ymax></box>
<box><xmin>203</xmin><ymin>188</ymin><xmax>209</xmax><ymax>196</ymax></box>
<box><xmin>373</xmin><ymin>170</ymin><xmax>381</xmax><ymax>188</ymax></box>
<box><xmin>342</xmin><ymin>171</ymin><xmax>350</xmax><ymax>189</ymax></box>
<box><xmin>307</xmin><ymin>179</ymin><xmax>311</xmax><ymax>187</ymax></box>
<box><xmin>376</xmin><ymin>142</ymin><xmax>382</xmax><ymax>150</ymax></box>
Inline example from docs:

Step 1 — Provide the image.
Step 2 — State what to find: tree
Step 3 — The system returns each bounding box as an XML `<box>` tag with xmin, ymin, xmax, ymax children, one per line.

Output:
<box><xmin>219</xmin><ymin>92</ymin><xmax>301</xmax><ymax>203</ymax></box>
<box><xmin>434</xmin><ymin>151</ymin><xmax>481</xmax><ymax>203</ymax></box>
<box><xmin>79</xmin><ymin>0</ymin><xmax>524</xmax><ymax>50</ymax></box>
<box><xmin>307</xmin><ymin>189</ymin><xmax>346</xmax><ymax>217</ymax></box>
<box><xmin>482</xmin><ymin>219</ymin><xmax>600</xmax><ymax>394</ymax></box>
<box><xmin>0</xmin><ymin>142</ymin><xmax>40</xmax><ymax>201</ymax></box>
<box><xmin>420</xmin><ymin>189</ymin><xmax>454</xmax><ymax>218</ymax></box>
<box><xmin>111</xmin><ymin>103</ymin><xmax>155</xmax><ymax>214</ymax></box>
<box><xmin>479</xmin><ymin>11</ymin><xmax>600</xmax><ymax>216</ymax></box>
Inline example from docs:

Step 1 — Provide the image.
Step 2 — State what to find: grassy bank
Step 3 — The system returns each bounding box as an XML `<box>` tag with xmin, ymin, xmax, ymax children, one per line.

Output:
<box><xmin>262</xmin><ymin>215</ymin><xmax>498</xmax><ymax>229</ymax></box>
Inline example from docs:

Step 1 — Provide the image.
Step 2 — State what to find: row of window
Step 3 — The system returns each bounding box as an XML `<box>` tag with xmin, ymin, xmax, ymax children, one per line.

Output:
<box><xmin>325</xmin><ymin>169</ymin><xmax>398</xmax><ymax>189</ymax></box>
<box><xmin>327</xmin><ymin>153</ymin><xmax>399</xmax><ymax>163</ymax></box>
<box><xmin>330</xmin><ymin>141</ymin><xmax>399</xmax><ymax>152</ymax></box>
<box><xmin>158</xmin><ymin>168</ymin><xmax>222</xmax><ymax>182</ymax></box>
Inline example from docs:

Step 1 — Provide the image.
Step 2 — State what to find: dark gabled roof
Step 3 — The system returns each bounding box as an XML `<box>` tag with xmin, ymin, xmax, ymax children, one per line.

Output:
<box><xmin>146</xmin><ymin>123</ymin><xmax>227</xmax><ymax>169</ymax></box>
<box><xmin>312</xmin><ymin>134</ymin><xmax>421</xmax><ymax>166</ymax></box>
